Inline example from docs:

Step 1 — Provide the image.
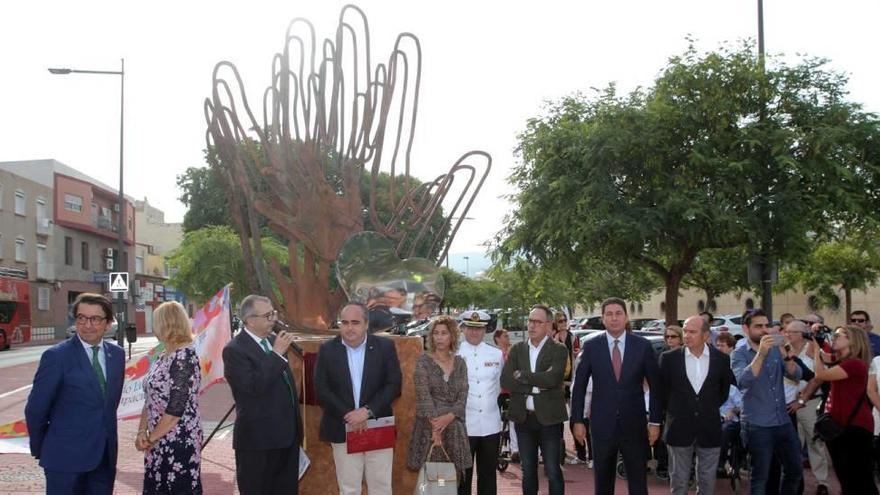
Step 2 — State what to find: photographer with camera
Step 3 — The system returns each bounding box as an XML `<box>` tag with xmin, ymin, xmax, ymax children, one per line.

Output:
<box><xmin>731</xmin><ymin>308</ymin><xmax>803</xmax><ymax>495</ymax></box>
<box><xmin>813</xmin><ymin>325</ymin><xmax>877</xmax><ymax>494</ymax></box>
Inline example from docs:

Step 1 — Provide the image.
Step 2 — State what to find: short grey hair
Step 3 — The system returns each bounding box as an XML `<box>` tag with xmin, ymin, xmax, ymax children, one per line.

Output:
<box><xmin>240</xmin><ymin>295</ymin><xmax>272</xmax><ymax>319</ymax></box>
<box><xmin>339</xmin><ymin>301</ymin><xmax>369</xmax><ymax>322</ymax></box>
<box><xmin>786</xmin><ymin>319</ymin><xmax>808</xmax><ymax>334</ymax></box>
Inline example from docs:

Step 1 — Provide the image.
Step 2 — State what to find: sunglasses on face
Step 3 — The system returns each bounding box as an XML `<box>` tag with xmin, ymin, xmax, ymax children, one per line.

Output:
<box><xmin>851</xmin><ymin>318</ymin><xmax>867</xmax><ymax>324</ymax></box>
<box><xmin>664</xmin><ymin>335</ymin><xmax>680</xmax><ymax>340</ymax></box>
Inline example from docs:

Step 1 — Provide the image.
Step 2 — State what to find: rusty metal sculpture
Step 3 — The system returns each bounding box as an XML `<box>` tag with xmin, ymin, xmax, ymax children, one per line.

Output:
<box><xmin>204</xmin><ymin>5</ymin><xmax>491</xmax><ymax>332</ymax></box>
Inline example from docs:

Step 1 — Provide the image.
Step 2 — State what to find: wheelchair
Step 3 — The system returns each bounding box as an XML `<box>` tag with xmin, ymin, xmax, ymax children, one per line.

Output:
<box><xmin>496</xmin><ymin>393</ymin><xmax>512</xmax><ymax>472</ymax></box>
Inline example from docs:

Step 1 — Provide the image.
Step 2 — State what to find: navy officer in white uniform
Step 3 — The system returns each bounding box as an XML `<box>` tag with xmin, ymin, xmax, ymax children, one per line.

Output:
<box><xmin>456</xmin><ymin>310</ymin><xmax>504</xmax><ymax>494</ymax></box>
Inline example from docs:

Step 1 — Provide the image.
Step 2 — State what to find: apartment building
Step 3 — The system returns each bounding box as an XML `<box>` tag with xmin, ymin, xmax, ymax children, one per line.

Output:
<box><xmin>133</xmin><ymin>197</ymin><xmax>185</xmax><ymax>332</ymax></box>
<box><xmin>0</xmin><ymin>159</ymin><xmax>135</xmax><ymax>338</ymax></box>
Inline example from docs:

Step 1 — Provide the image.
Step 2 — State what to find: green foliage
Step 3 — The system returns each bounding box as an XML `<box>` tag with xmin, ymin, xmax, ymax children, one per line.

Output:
<box><xmin>499</xmin><ymin>40</ymin><xmax>880</xmax><ymax>323</ymax></box>
<box><xmin>166</xmin><ymin>225</ymin><xmax>289</xmax><ymax>303</ymax></box>
<box><xmin>683</xmin><ymin>247</ymin><xmax>750</xmax><ymax>307</ymax></box>
<box><xmin>176</xmin><ymin>166</ymin><xmax>232</xmax><ymax>233</ymax></box>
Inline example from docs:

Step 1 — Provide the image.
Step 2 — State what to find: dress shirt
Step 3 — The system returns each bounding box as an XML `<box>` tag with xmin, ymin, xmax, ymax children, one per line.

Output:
<box><xmin>342</xmin><ymin>335</ymin><xmax>367</xmax><ymax>409</ymax></box>
<box><xmin>731</xmin><ymin>343</ymin><xmax>802</xmax><ymax>427</ymax></box>
<box><xmin>243</xmin><ymin>327</ymin><xmax>288</xmax><ymax>362</ymax></box>
<box><xmin>458</xmin><ymin>340</ymin><xmax>503</xmax><ymax>436</ymax></box>
<box><xmin>526</xmin><ymin>335</ymin><xmax>549</xmax><ymax>411</ymax></box>
<box><xmin>77</xmin><ymin>335</ymin><xmax>106</xmax><ymax>377</ymax></box>
<box><xmin>684</xmin><ymin>343</ymin><xmax>711</xmax><ymax>394</ymax></box>
<box><xmin>605</xmin><ymin>330</ymin><xmax>627</xmax><ymax>362</ymax></box>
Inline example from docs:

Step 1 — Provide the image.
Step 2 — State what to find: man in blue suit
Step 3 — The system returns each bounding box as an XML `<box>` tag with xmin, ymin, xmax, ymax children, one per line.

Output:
<box><xmin>25</xmin><ymin>293</ymin><xmax>125</xmax><ymax>495</ymax></box>
<box><xmin>571</xmin><ymin>297</ymin><xmax>662</xmax><ymax>495</ymax></box>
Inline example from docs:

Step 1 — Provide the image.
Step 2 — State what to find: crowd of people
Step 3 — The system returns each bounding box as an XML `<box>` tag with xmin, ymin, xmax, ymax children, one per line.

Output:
<box><xmin>22</xmin><ymin>291</ymin><xmax>880</xmax><ymax>494</ymax></box>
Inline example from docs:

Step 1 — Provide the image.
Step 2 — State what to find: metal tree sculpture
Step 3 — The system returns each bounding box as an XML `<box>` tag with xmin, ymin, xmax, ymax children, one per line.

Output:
<box><xmin>205</xmin><ymin>5</ymin><xmax>490</xmax><ymax>332</ymax></box>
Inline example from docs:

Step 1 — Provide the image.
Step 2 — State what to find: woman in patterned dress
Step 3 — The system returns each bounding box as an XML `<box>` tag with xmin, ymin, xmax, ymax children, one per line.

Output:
<box><xmin>135</xmin><ymin>301</ymin><xmax>202</xmax><ymax>494</ymax></box>
<box><xmin>406</xmin><ymin>315</ymin><xmax>472</xmax><ymax>482</ymax></box>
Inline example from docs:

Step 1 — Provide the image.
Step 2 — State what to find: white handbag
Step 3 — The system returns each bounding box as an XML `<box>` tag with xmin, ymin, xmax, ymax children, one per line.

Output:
<box><xmin>413</xmin><ymin>444</ymin><xmax>458</xmax><ymax>495</ymax></box>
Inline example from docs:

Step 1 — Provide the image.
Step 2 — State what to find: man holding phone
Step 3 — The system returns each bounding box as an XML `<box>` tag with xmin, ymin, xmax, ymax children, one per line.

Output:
<box><xmin>731</xmin><ymin>309</ymin><xmax>803</xmax><ymax>495</ymax></box>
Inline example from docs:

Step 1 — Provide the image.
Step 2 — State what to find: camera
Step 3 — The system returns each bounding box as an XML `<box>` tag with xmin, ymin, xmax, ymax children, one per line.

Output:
<box><xmin>803</xmin><ymin>325</ymin><xmax>832</xmax><ymax>344</ymax></box>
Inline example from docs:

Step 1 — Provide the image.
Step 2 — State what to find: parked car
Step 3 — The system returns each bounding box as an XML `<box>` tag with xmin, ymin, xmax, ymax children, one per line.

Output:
<box><xmin>710</xmin><ymin>315</ymin><xmax>745</xmax><ymax>340</ymax></box>
<box><xmin>578</xmin><ymin>329</ymin><xmax>665</xmax><ymax>357</ymax></box>
<box><xmin>579</xmin><ymin>316</ymin><xmax>606</xmax><ymax>330</ymax></box>
<box><xmin>640</xmin><ymin>319</ymin><xmax>684</xmax><ymax>333</ymax></box>
<box><xmin>629</xmin><ymin>318</ymin><xmax>656</xmax><ymax>331</ymax></box>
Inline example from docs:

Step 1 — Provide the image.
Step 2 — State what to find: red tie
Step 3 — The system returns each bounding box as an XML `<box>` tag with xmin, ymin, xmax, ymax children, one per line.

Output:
<box><xmin>612</xmin><ymin>339</ymin><xmax>622</xmax><ymax>381</ymax></box>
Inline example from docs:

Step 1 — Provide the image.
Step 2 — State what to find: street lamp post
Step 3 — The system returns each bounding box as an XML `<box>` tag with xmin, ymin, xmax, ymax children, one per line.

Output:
<box><xmin>49</xmin><ymin>59</ymin><xmax>127</xmax><ymax>344</ymax></box>
<box><xmin>463</xmin><ymin>256</ymin><xmax>470</xmax><ymax>278</ymax></box>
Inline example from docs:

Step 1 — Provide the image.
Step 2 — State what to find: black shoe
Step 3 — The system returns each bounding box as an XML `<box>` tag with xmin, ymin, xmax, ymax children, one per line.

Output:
<box><xmin>510</xmin><ymin>452</ymin><xmax>520</xmax><ymax>463</ymax></box>
<box><xmin>816</xmin><ymin>485</ymin><xmax>829</xmax><ymax>495</ymax></box>
<box><xmin>656</xmin><ymin>467</ymin><xmax>669</xmax><ymax>481</ymax></box>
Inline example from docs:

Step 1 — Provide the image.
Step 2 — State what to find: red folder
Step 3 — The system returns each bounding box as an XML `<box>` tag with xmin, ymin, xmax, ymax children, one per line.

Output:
<box><xmin>346</xmin><ymin>416</ymin><xmax>396</xmax><ymax>454</ymax></box>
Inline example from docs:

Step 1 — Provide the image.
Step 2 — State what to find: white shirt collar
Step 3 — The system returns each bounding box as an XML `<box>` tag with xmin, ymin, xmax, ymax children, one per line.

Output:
<box><xmin>342</xmin><ymin>334</ymin><xmax>368</xmax><ymax>351</ymax></box>
<box><xmin>605</xmin><ymin>330</ymin><xmax>627</xmax><ymax>347</ymax></box>
<box><xmin>243</xmin><ymin>327</ymin><xmax>269</xmax><ymax>347</ymax></box>
<box><xmin>528</xmin><ymin>335</ymin><xmax>549</xmax><ymax>351</ymax></box>
<box><xmin>77</xmin><ymin>335</ymin><xmax>104</xmax><ymax>352</ymax></box>
<box><xmin>685</xmin><ymin>343</ymin><xmax>711</xmax><ymax>360</ymax></box>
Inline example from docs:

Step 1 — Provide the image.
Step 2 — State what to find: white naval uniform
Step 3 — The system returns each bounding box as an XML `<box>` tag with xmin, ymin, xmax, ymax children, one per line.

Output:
<box><xmin>458</xmin><ymin>340</ymin><xmax>503</xmax><ymax>436</ymax></box>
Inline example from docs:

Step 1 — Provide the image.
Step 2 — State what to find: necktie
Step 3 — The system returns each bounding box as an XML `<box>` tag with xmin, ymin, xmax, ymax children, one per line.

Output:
<box><xmin>612</xmin><ymin>340</ymin><xmax>622</xmax><ymax>382</ymax></box>
<box><xmin>260</xmin><ymin>338</ymin><xmax>295</xmax><ymax>404</ymax></box>
<box><xmin>91</xmin><ymin>345</ymin><xmax>106</xmax><ymax>395</ymax></box>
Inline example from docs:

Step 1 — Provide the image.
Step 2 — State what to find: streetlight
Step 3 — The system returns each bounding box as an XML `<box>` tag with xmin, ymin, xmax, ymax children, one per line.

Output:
<box><xmin>443</xmin><ymin>216</ymin><xmax>475</xmax><ymax>269</ymax></box>
<box><xmin>49</xmin><ymin>59</ymin><xmax>127</xmax><ymax>345</ymax></box>
<box><xmin>463</xmin><ymin>256</ymin><xmax>470</xmax><ymax>278</ymax></box>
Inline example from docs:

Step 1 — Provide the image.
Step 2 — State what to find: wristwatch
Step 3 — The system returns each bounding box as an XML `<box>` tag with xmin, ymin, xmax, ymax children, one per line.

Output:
<box><xmin>797</xmin><ymin>398</ymin><xmax>806</xmax><ymax>406</ymax></box>
<box><xmin>364</xmin><ymin>406</ymin><xmax>375</xmax><ymax>419</ymax></box>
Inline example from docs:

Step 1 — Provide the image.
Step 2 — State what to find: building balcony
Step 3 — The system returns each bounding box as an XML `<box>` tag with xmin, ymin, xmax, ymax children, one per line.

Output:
<box><xmin>36</xmin><ymin>217</ymin><xmax>52</xmax><ymax>236</ymax></box>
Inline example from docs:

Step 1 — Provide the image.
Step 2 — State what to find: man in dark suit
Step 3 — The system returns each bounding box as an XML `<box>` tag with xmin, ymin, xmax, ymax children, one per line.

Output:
<box><xmin>314</xmin><ymin>302</ymin><xmax>402</xmax><ymax>495</ymax></box>
<box><xmin>571</xmin><ymin>297</ymin><xmax>662</xmax><ymax>495</ymax></box>
<box><xmin>25</xmin><ymin>293</ymin><xmax>125</xmax><ymax>495</ymax></box>
<box><xmin>501</xmin><ymin>304</ymin><xmax>569</xmax><ymax>495</ymax></box>
<box><xmin>659</xmin><ymin>315</ymin><xmax>735</xmax><ymax>494</ymax></box>
<box><xmin>223</xmin><ymin>294</ymin><xmax>302</xmax><ymax>495</ymax></box>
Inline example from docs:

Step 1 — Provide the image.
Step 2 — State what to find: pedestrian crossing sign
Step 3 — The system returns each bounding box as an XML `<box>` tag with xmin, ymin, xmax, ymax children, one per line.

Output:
<box><xmin>109</xmin><ymin>272</ymin><xmax>129</xmax><ymax>292</ymax></box>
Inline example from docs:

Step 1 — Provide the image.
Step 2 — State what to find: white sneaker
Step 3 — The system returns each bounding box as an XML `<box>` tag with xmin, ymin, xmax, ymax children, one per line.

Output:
<box><xmin>587</xmin><ymin>460</ymin><xmax>594</xmax><ymax>469</ymax></box>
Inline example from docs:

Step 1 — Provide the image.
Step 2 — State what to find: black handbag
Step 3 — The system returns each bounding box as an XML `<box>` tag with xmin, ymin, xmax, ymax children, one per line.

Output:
<box><xmin>814</xmin><ymin>391</ymin><xmax>866</xmax><ymax>442</ymax></box>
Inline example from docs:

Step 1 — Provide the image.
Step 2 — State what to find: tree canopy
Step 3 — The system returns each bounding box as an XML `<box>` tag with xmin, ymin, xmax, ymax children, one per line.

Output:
<box><xmin>498</xmin><ymin>41</ymin><xmax>880</xmax><ymax>323</ymax></box>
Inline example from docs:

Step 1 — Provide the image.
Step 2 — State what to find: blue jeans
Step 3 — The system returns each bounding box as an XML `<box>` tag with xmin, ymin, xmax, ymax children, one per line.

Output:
<box><xmin>742</xmin><ymin>422</ymin><xmax>803</xmax><ymax>495</ymax></box>
<box><xmin>515</xmin><ymin>413</ymin><xmax>564</xmax><ymax>495</ymax></box>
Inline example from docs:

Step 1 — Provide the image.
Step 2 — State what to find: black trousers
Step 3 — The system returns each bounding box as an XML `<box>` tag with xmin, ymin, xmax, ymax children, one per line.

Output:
<box><xmin>828</xmin><ymin>427</ymin><xmax>879</xmax><ymax>495</ymax></box>
<box><xmin>593</xmin><ymin>420</ymin><xmax>649</xmax><ymax>495</ymax></box>
<box><xmin>235</xmin><ymin>443</ymin><xmax>299</xmax><ymax>495</ymax></box>
<box><xmin>458</xmin><ymin>433</ymin><xmax>499</xmax><ymax>495</ymax></box>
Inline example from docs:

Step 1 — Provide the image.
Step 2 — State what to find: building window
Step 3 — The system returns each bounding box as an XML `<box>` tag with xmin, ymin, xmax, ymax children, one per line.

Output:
<box><xmin>136</xmin><ymin>255</ymin><xmax>144</xmax><ymax>274</ymax></box>
<box><xmin>14</xmin><ymin>190</ymin><xmax>25</xmax><ymax>215</ymax></box>
<box><xmin>36</xmin><ymin>244</ymin><xmax>47</xmax><ymax>279</ymax></box>
<box><xmin>36</xmin><ymin>197</ymin><xmax>47</xmax><ymax>219</ymax></box>
<box><xmin>64</xmin><ymin>236</ymin><xmax>73</xmax><ymax>265</ymax></box>
<box><xmin>64</xmin><ymin>193</ymin><xmax>83</xmax><ymax>213</ymax></box>
<box><xmin>37</xmin><ymin>287</ymin><xmax>50</xmax><ymax>311</ymax></box>
<box><xmin>15</xmin><ymin>237</ymin><xmax>25</xmax><ymax>262</ymax></box>
<box><xmin>81</xmin><ymin>242</ymin><xmax>89</xmax><ymax>270</ymax></box>
<box><xmin>0</xmin><ymin>183</ymin><xmax>3</xmax><ymax>209</ymax></box>
<box><xmin>0</xmin><ymin>233</ymin><xmax>3</xmax><ymax>258</ymax></box>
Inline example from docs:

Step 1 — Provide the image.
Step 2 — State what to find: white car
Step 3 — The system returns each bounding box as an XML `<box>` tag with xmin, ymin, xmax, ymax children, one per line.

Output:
<box><xmin>710</xmin><ymin>315</ymin><xmax>745</xmax><ymax>340</ymax></box>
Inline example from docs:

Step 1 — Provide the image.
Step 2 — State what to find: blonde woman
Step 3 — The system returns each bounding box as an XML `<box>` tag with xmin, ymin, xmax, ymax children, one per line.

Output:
<box><xmin>406</xmin><ymin>315</ymin><xmax>472</xmax><ymax>485</ymax></box>
<box><xmin>135</xmin><ymin>301</ymin><xmax>202</xmax><ymax>494</ymax></box>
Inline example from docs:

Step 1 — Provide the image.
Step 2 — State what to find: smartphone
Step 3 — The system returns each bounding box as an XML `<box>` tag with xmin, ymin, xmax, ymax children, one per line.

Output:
<box><xmin>769</xmin><ymin>334</ymin><xmax>785</xmax><ymax>347</ymax></box>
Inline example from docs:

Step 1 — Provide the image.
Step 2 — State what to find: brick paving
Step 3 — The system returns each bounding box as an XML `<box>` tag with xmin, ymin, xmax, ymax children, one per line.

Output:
<box><xmin>0</xmin><ymin>349</ymin><xmax>839</xmax><ymax>494</ymax></box>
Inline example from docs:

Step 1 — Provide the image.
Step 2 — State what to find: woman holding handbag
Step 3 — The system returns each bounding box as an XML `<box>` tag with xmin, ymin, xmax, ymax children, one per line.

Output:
<box><xmin>407</xmin><ymin>316</ymin><xmax>472</xmax><ymax>492</ymax></box>
<box><xmin>813</xmin><ymin>325</ymin><xmax>877</xmax><ymax>494</ymax></box>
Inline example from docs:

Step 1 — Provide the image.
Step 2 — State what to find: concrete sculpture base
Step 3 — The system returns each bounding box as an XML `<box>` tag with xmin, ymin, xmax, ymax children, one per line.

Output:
<box><xmin>289</xmin><ymin>334</ymin><xmax>422</xmax><ymax>494</ymax></box>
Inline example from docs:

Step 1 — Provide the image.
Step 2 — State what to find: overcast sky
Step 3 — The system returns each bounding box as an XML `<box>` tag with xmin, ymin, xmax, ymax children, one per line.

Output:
<box><xmin>2</xmin><ymin>0</ymin><xmax>877</xmax><ymax>256</ymax></box>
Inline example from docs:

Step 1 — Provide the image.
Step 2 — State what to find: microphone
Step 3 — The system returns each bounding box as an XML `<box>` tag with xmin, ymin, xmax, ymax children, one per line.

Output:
<box><xmin>273</xmin><ymin>320</ymin><xmax>304</xmax><ymax>356</ymax></box>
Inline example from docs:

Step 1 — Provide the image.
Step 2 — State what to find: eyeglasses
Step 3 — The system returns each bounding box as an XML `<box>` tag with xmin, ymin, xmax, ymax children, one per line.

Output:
<box><xmin>249</xmin><ymin>310</ymin><xmax>278</xmax><ymax>321</ymax></box>
<box><xmin>850</xmin><ymin>318</ymin><xmax>867</xmax><ymax>324</ymax></box>
<box><xmin>664</xmin><ymin>335</ymin><xmax>680</xmax><ymax>340</ymax></box>
<box><xmin>527</xmin><ymin>319</ymin><xmax>549</xmax><ymax>326</ymax></box>
<box><xmin>75</xmin><ymin>315</ymin><xmax>107</xmax><ymax>326</ymax></box>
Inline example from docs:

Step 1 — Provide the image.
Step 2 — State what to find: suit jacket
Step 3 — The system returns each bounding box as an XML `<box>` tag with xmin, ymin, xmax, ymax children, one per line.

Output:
<box><xmin>223</xmin><ymin>331</ymin><xmax>302</xmax><ymax>450</ymax></box>
<box><xmin>500</xmin><ymin>337</ymin><xmax>569</xmax><ymax>426</ymax></box>
<box><xmin>314</xmin><ymin>334</ymin><xmax>402</xmax><ymax>443</ymax></box>
<box><xmin>24</xmin><ymin>337</ymin><xmax>125</xmax><ymax>472</ymax></box>
<box><xmin>659</xmin><ymin>346</ymin><xmax>734</xmax><ymax>448</ymax></box>
<box><xmin>570</xmin><ymin>331</ymin><xmax>662</xmax><ymax>440</ymax></box>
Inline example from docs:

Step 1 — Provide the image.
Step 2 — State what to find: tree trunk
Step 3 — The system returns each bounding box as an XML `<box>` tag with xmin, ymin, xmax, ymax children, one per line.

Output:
<box><xmin>665</xmin><ymin>273</ymin><xmax>683</xmax><ymax>326</ymax></box>
<box><xmin>844</xmin><ymin>286</ymin><xmax>852</xmax><ymax>321</ymax></box>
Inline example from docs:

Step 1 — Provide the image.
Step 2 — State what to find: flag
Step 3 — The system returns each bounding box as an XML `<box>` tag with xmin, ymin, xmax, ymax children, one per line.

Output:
<box><xmin>0</xmin><ymin>284</ymin><xmax>233</xmax><ymax>453</ymax></box>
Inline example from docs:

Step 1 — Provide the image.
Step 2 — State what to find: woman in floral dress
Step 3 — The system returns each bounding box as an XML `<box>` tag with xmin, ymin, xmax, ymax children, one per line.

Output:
<box><xmin>406</xmin><ymin>315</ymin><xmax>471</xmax><ymax>482</ymax></box>
<box><xmin>135</xmin><ymin>301</ymin><xmax>202</xmax><ymax>494</ymax></box>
